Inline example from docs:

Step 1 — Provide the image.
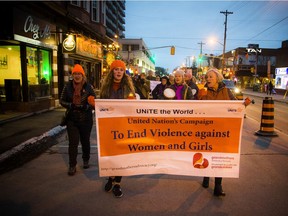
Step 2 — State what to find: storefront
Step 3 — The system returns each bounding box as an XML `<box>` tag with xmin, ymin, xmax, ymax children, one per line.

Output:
<box><xmin>0</xmin><ymin>8</ymin><xmax>57</xmax><ymax>112</ymax></box>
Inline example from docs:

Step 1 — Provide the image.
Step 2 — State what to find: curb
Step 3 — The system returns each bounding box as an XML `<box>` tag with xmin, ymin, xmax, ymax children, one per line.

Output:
<box><xmin>0</xmin><ymin>125</ymin><xmax>66</xmax><ymax>175</ymax></box>
<box><xmin>242</xmin><ymin>92</ymin><xmax>288</xmax><ymax>104</ymax></box>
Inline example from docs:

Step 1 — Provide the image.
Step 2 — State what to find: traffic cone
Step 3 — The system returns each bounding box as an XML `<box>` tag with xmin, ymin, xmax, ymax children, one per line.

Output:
<box><xmin>255</xmin><ymin>97</ymin><xmax>278</xmax><ymax>136</ymax></box>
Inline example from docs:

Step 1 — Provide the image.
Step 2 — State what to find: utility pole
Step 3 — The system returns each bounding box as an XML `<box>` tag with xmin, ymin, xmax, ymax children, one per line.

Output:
<box><xmin>198</xmin><ymin>41</ymin><xmax>205</xmax><ymax>55</ymax></box>
<box><xmin>220</xmin><ymin>10</ymin><xmax>233</xmax><ymax>75</ymax></box>
<box><xmin>198</xmin><ymin>41</ymin><xmax>205</xmax><ymax>72</ymax></box>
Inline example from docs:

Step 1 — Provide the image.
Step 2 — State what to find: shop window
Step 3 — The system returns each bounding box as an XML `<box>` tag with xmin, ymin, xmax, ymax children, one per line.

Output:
<box><xmin>27</xmin><ymin>47</ymin><xmax>51</xmax><ymax>101</ymax></box>
<box><xmin>0</xmin><ymin>45</ymin><xmax>21</xmax><ymax>102</ymax></box>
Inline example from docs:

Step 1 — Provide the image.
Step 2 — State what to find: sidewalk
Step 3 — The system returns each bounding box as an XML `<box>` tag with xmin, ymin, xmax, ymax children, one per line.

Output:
<box><xmin>242</xmin><ymin>88</ymin><xmax>288</xmax><ymax>104</ymax></box>
<box><xmin>0</xmin><ymin>107</ymin><xmax>67</xmax><ymax>174</ymax></box>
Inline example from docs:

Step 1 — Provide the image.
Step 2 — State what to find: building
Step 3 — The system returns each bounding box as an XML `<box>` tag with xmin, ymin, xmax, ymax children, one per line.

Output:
<box><xmin>118</xmin><ymin>38</ymin><xmax>155</xmax><ymax>75</ymax></box>
<box><xmin>0</xmin><ymin>1</ymin><xmax>126</xmax><ymax>113</ymax></box>
<box><xmin>225</xmin><ymin>46</ymin><xmax>277</xmax><ymax>90</ymax></box>
<box><xmin>205</xmin><ymin>41</ymin><xmax>287</xmax><ymax>94</ymax></box>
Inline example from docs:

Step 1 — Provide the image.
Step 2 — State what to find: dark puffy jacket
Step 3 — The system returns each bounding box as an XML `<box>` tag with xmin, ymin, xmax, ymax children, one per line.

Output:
<box><xmin>60</xmin><ymin>81</ymin><xmax>96</xmax><ymax>123</ymax></box>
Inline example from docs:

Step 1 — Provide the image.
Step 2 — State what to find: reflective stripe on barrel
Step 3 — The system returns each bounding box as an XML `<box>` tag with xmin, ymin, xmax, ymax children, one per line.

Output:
<box><xmin>237</xmin><ymin>94</ymin><xmax>243</xmax><ymax>100</ymax></box>
<box><xmin>260</xmin><ymin>98</ymin><xmax>274</xmax><ymax>132</ymax></box>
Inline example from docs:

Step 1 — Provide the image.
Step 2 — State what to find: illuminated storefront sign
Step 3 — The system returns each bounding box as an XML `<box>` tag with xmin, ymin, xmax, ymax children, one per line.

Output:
<box><xmin>76</xmin><ymin>36</ymin><xmax>103</xmax><ymax>59</ymax></box>
<box><xmin>13</xmin><ymin>8</ymin><xmax>56</xmax><ymax>48</ymax></box>
<box><xmin>275</xmin><ymin>67</ymin><xmax>288</xmax><ymax>89</ymax></box>
<box><xmin>275</xmin><ymin>67</ymin><xmax>288</xmax><ymax>75</ymax></box>
<box><xmin>62</xmin><ymin>34</ymin><xmax>76</xmax><ymax>53</ymax></box>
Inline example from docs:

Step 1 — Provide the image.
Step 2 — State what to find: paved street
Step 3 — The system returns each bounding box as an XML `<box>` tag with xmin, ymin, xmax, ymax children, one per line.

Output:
<box><xmin>0</xmin><ymin>112</ymin><xmax>287</xmax><ymax>216</ymax></box>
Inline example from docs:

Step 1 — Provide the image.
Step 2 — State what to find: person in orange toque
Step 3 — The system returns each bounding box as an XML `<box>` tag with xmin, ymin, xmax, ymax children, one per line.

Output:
<box><xmin>60</xmin><ymin>64</ymin><xmax>96</xmax><ymax>176</ymax></box>
<box><xmin>100</xmin><ymin>59</ymin><xmax>136</xmax><ymax>198</ymax></box>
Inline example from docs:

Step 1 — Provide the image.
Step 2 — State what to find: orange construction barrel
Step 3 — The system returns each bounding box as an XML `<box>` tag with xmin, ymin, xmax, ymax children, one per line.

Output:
<box><xmin>255</xmin><ymin>97</ymin><xmax>278</xmax><ymax>136</ymax></box>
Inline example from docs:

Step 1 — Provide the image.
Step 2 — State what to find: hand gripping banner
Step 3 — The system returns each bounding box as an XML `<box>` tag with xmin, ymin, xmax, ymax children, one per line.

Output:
<box><xmin>94</xmin><ymin>100</ymin><xmax>245</xmax><ymax>178</ymax></box>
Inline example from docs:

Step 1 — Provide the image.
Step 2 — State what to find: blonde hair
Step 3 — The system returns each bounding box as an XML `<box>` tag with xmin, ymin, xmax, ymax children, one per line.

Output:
<box><xmin>174</xmin><ymin>70</ymin><xmax>185</xmax><ymax>77</ymax></box>
<box><xmin>205</xmin><ymin>68</ymin><xmax>224</xmax><ymax>83</ymax></box>
<box><xmin>174</xmin><ymin>70</ymin><xmax>185</xmax><ymax>84</ymax></box>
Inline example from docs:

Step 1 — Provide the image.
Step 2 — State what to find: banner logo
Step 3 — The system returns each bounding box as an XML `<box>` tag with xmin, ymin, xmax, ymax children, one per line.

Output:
<box><xmin>193</xmin><ymin>153</ymin><xmax>209</xmax><ymax>169</ymax></box>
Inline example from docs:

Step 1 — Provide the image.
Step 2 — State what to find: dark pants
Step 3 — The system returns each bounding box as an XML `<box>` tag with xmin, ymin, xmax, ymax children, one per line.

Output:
<box><xmin>204</xmin><ymin>177</ymin><xmax>222</xmax><ymax>185</ymax></box>
<box><xmin>67</xmin><ymin>120</ymin><xmax>93</xmax><ymax>167</ymax></box>
<box><xmin>114</xmin><ymin>176</ymin><xmax>122</xmax><ymax>183</ymax></box>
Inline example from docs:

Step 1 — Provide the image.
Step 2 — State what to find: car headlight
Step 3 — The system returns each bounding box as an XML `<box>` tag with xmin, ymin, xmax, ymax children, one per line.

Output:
<box><xmin>234</xmin><ymin>88</ymin><xmax>240</xmax><ymax>94</ymax></box>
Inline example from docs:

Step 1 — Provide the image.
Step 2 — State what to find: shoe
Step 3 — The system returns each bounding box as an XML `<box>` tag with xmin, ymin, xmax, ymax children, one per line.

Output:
<box><xmin>104</xmin><ymin>177</ymin><xmax>114</xmax><ymax>192</ymax></box>
<box><xmin>202</xmin><ymin>177</ymin><xmax>209</xmax><ymax>188</ymax></box>
<box><xmin>214</xmin><ymin>185</ymin><xmax>226</xmax><ymax>197</ymax></box>
<box><xmin>83</xmin><ymin>161</ymin><xmax>89</xmax><ymax>169</ymax></box>
<box><xmin>68</xmin><ymin>166</ymin><xmax>76</xmax><ymax>176</ymax></box>
<box><xmin>112</xmin><ymin>184</ymin><xmax>123</xmax><ymax>198</ymax></box>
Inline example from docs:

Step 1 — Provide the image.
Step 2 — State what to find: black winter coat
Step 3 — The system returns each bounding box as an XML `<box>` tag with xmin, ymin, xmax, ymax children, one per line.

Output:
<box><xmin>60</xmin><ymin>81</ymin><xmax>96</xmax><ymax>123</ymax></box>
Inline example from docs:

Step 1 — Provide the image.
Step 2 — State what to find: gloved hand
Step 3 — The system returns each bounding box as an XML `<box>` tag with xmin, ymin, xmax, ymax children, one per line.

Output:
<box><xmin>244</xmin><ymin>97</ymin><xmax>252</xmax><ymax>107</ymax></box>
<box><xmin>88</xmin><ymin>96</ymin><xmax>95</xmax><ymax>107</ymax></box>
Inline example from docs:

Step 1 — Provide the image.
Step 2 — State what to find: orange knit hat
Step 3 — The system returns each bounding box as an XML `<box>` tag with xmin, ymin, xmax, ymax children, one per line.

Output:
<box><xmin>72</xmin><ymin>64</ymin><xmax>85</xmax><ymax>76</ymax></box>
<box><xmin>110</xmin><ymin>60</ymin><xmax>126</xmax><ymax>71</ymax></box>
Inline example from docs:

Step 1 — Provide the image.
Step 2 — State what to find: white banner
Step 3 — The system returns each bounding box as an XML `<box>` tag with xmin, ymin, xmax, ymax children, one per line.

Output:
<box><xmin>95</xmin><ymin>100</ymin><xmax>245</xmax><ymax>178</ymax></box>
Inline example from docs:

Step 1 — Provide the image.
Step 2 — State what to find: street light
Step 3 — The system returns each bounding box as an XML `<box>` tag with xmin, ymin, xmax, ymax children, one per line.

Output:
<box><xmin>208</xmin><ymin>38</ymin><xmax>225</xmax><ymax>71</ymax></box>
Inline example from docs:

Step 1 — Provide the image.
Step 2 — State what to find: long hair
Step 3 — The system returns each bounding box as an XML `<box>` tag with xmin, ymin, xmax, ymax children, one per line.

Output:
<box><xmin>100</xmin><ymin>69</ymin><xmax>135</xmax><ymax>98</ymax></box>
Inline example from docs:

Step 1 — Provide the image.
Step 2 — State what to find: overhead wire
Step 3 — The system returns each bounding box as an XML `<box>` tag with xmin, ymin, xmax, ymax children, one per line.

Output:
<box><xmin>247</xmin><ymin>15</ymin><xmax>288</xmax><ymax>41</ymax></box>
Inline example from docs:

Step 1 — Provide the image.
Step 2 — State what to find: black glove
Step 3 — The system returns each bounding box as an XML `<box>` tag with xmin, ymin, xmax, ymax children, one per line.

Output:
<box><xmin>70</xmin><ymin>103</ymin><xmax>76</xmax><ymax>110</ymax></box>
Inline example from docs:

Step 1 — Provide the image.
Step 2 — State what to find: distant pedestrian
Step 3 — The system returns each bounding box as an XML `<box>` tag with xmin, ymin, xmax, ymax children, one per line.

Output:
<box><xmin>100</xmin><ymin>60</ymin><xmax>136</xmax><ymax>198</ymax></box>
<box><xmin>184</xmin><ymin>70</ymin><xmax>199</xmax><ymax>99</ymax></box>
<box><xmin>134</xmin><ymin>72</ymin><xmax>151</xmax><ymax>99</ymax></box>
<box><xmin>155</xmin><ymin>75</ymin><xmax>161</xmax><ymax>81</ymax></box>
<box><xmin>168</xmin><ymin>74</ymin><xmax>175</xmax><ymax>85</ymax></box>
<box><xmin>198</xmin><ymin>68</ymin><xmax>237</xmax><ymax>196</ymax></box>
<box><xmin>267</xmin><ymin>80</ymin><xmax>274</xmax><ymax>95</ymax></box>
<box><xmin>146</xmin><ymin>70</ymin><xmax>156</xmax><ymax>81</ymax></box>
<box><xmin>60</xmin><ymin>64</ymin><xmax>96</xmax><ymax>176</ymax></box>
<box><xmin>152</xmin><ymin>75</ymin><xmax>170</xmax><ymax>99</ymax></box>
<box><xmin>164</xmin><ymin>70</ymin><xmax>193</xmax><ymax>100</ymax></box>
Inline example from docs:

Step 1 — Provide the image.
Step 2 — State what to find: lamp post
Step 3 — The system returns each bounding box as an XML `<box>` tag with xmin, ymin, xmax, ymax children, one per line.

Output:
<box><xmin>209</xmin><ymin>38</ymin><xmax>224</xmax><ymax>70</ymax></box>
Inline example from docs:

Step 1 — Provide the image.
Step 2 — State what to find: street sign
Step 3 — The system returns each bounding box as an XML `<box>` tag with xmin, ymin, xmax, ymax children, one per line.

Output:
<box><xmin>246</xmin><ymin>48</ymin><xmax>262</xmax><ymax>54</ymax></box>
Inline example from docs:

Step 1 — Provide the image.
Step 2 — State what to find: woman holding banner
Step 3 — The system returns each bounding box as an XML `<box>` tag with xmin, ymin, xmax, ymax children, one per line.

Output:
<box><xmin>198</xmin><ymin>68</ymin><xmax>237</xmax><ymax>196</ymax></box>
<box><xmin>99</xmin><ymin>59</ymin><xmax>136</xmax><ymax>198</ymax></box>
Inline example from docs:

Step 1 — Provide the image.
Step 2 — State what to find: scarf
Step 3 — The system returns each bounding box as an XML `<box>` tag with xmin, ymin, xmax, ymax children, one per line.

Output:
<box><xmin>174</xmin><ymin>84</ymin><xmax>184</xmax><ymax>100</ymax></box>
<box><xmin>73</xmin><ymin>81</ymin><xmax>83</xmax><ymax>105</ymax></box>
<box><xmin>112</xmin><ymin>82</ymin><xmax>121</xmax><ymax>92</ymax></box>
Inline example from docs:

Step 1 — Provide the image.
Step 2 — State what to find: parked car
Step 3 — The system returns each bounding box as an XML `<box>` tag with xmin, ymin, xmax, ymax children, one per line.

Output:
<box><xmin>222</xmin><ymin>79</ymin><xmax>243</xmax><ymax>100</ymax></box>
